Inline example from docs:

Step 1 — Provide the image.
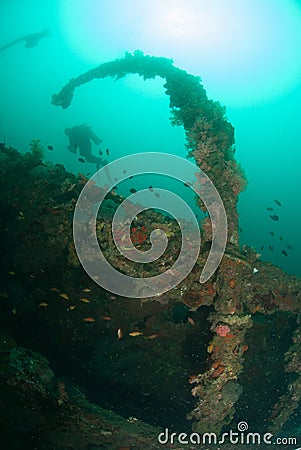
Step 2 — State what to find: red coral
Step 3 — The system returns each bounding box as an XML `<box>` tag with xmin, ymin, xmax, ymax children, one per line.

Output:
<box><xmin>215</xmin><ymin>324</ymin><xmax>231</xmax><ymax>337</ymax></box>
<box><xmin>130</xmin><ymin>226</ymin><xmax>147</xmax><ymax>245</ymax></box>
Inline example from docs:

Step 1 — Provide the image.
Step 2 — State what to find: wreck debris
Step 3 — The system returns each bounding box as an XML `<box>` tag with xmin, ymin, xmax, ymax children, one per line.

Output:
<box><xmin>52</xmin><ymin>50</ymin><xmax>246</xmax><ymax>244</ymax></box>
<box><xmin>0</xmin><ymin>49</ymin><xmax>300</xmax><ymax>444</ymax></box>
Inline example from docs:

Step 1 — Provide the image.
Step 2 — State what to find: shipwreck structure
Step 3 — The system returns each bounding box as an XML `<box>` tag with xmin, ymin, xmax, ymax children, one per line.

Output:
<box><xmin>0</xmin><ymin>52</ymin><xmax>300</xmax><ymax>448</ymax></box>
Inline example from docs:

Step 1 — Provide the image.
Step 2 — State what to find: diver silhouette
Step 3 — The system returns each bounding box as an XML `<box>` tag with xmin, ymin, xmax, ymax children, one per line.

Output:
<box><xmin>0</xmin><ymin>29</ymin><xmax>51</xmax><ymax>52</ymax></box>
<box><xmin>64</xmin><ymin>125</ymin><xmax>111</xmax><ymax>176</ymax></box>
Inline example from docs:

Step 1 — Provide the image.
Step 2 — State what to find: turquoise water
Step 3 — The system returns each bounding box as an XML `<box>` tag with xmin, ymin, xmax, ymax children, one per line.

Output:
<box><xmin>0</xmin><ymin>0</ymin><xmax>300</xmax><ymax>279</ymax></box>
<box><xmin>1</xmin><ymin>2</ymin><xmax>301</xmax><ymax>447</ymax></box>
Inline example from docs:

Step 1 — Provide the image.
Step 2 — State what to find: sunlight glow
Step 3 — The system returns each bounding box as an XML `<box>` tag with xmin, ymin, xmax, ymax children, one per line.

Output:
<box><xmin>60</xmin><ymin>0</ymin><xmax>301</xmax><ymax>106</ymax></box>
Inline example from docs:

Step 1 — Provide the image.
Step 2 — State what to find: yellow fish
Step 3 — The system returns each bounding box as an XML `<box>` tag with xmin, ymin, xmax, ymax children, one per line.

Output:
<box><xmin>59</xmin><ymin>293</ymin><xmax>70</xmax><ymax>300</ymax></box>
<box><xmin>50</xmin><ymin>287</ymin><xmax>59</xmax><ymax>292</ymax></box>
<box><xmin>117</xmin><ymin>328</ymin><xmax>123</xmax><ymax>339</ymax></box>
<box><xmin>39</xmin><ymin>302</ymin><xmax>48</xmax><ymax>307</ymax></box>
<box><xmin>80</xmin><ymin>298</ymin><xmax>90</xmax><ymax>303</ymax></box>
<box><xmin>82</xmin><ymin>288</ymin><xmax>91</xmax><ymax>292</ymax></box>
<box><xmin>68</xmin><ymin>305</ymin><xmax>76</xmax><ymax>310</ymax></box>
<box><xmin>129</xmin><ymin>331</ymin><xmax>143</xmax><ymax>337</ymax></box>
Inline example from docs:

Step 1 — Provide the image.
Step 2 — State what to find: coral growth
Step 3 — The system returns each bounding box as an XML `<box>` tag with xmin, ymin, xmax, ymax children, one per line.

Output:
<box><xmin>52</xmin><ymin>50</ymin><xmax>246</xmax><ymax>244</ymax></box>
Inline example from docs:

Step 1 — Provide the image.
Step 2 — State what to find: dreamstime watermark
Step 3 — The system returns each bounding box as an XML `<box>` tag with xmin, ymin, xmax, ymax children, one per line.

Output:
<box><xmin>158</xmin><ymin>421</ymin><xmax>298</xmax><ymax>447</ymax></box>
<box><xmin>73</xmin><ymin>152</ymin><xmax>227</xmax><ymax>298</ymax></box>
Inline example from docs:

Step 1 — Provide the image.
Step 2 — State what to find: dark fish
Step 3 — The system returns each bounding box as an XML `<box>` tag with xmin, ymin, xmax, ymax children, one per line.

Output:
<box><xmin>269</xmin><ymin>246</ymin><xmax>274</xmax><ymax>252</ymax></box>
<box><xmin>98</xmin><ymin>150</ymin><xmax>103</xmax><ymax>156</ymax></box>
<box><xmin>281</xmin><ymin>250</ymin><xmax>288</xmax><ymax>256</ymax></box>
<box><xmin>78</xmin><ymin>157</ymin><xmax>86</xmax><ymax>163</ymax></box>
<box><xmin>260</xmin><ymin>245</ymin><xmax>264</xmax><ymax>250</ymax></box>
<box><xmin>269</xmin><ymin>232</ymin><xmax>275</xmax><ymax>236</ymax></box>
<box><xmin>239</xmin><ymin>227</ymin><xmax>243</xmax><ymax>232</ymax></box>
<box><xmin>129</xmin><ymin>188</ymin><xmax>137</xmax><ymax>194</ymax></box>
<box><xmin>270</xmin><ymin>215</ymin><xmax>279</xmax><ymax>221</ymax></box>
<box><xmin>183</xmin><ymin>182</ymin><xmax>190</xmax><ymax>187</ymax></box>
<box><xmin>106</xmin><ymin>148</ymin><xmax>109</xmax><ymax>155</ymax></box>
<box><xmin>123</xmin><ymin>169</ymin><xmax>127</xmax><ymax>174</ymax></box>
<box><xmin>287</xmin><ymin>244</ymin><xmax>293</xmax><ymax>250</ymax></box>
<box><xmin>129</xmin><ymin>176</ymin><xmax>133</xmax><ymax>179</ymax></box>
<box><xmin>274</xmin><ymin>199</ymin><xmax>282</xmax><ymax>206</ymax></box>
<box><xmin>279</xmin><ymin>236</ymin><xmax>283</xmax><ymax>241</ymax></box>
<box><xmin>155</xmin><ymin>192</ymin><xmax>160</xmax><ymax>198</ymax></box>
<box><xmin>266</xmin><ymin>207</ymin><xmax>273</xmax><ymax>211</ymax></box>
<box><xmin>148</xmin><ymin>185</ymin><xmax>154</xmax><ymax>192</ymax></box>
<box><xmin>47</xmin><ymin>145</ymin><xmax>53</xmax><ymax>151</ymax></box>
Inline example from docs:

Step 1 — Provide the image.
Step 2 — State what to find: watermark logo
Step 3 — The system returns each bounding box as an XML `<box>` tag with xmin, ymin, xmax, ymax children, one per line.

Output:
<box><xmin>158</xmin><ymin>422</ymin><xmax>298</xmax><ymax>446</ymax></box>
<box><xmin>73</xmin><ymin>152</ymin><xmax>227</xmax><ymax>298</ymax></box>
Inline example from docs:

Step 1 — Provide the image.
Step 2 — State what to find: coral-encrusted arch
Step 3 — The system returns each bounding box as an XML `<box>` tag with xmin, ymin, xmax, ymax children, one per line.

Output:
<box><xmin>52</xmin><ymin>50</ymin><xmax>246</xmax><ymax>244</ymax></box>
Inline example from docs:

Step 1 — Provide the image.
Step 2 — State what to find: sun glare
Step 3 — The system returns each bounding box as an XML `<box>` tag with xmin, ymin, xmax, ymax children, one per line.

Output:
<box><xmin>60</xmin><ymin>0</ymin><xmax>301</xmax><ymax>106</ymax></box>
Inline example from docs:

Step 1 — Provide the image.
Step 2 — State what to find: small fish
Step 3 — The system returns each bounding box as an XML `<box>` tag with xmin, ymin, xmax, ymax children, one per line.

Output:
<box><xmin>122</xmin><ymin>169</ymin><xmax>126</xmax><ymax>174</ymax></box>
<box><xmin>147</xmin><ymin>334</ymin><xmax>158</xmax><ymax>339</ymax></box>
<box><xmin>270</xmin><ymin>215</ymin><xmax>279</xmax><ymax>221</ymax></box>
<box><xmin>129</xmin><ymin>188</ymin><xmax>137</xmax><ymax>194</ymax></box>
<box><xmin>287</xmin><ymin>244</ymin><xmax>293</xmax><ymax>250</ymax></box>
<box><xmin>129</xmin><ymin>331</ymin><xmax>143</xmax><ymax>337</ymax></box>
<box><xmin>102</xmin><ymin>316</ymin><xmax>112</xmax><ymax>321</ymax></box>
<box><xmin>47</xmin><ymin>145</ymin><xmax>54</xmax><ymax>151</ymax></box>
<box><xmin>59</xmin><ymin>293</ymin><xmax>69</xmax><ymax>300</ymax></box>
<box><xmin>279</xmin><ymin>236</ymin><xmax>283</xmax><ymax>241</ymax></box>
<box><xmin>50</xmin><ymin>287</ymin><xmax>59</xmax><ymax>292</ymax></box>
<box><xmin>266</xmin><ymin>207</ymin><xmax>273</xmax><ymax>211</ymax></box>
<box><xmin>39</xmin><ymin>302</ymin><xmax>48</xmax><ymax>307</ymax></box>
<box><xmin>98</xmin><ymin>149</ymin><xmax>103</xmax><ymax>156</ymax></box>
<box><xmin>148</xmin><ymin>185</ymin><xmax>154</xmax><ymax>192</ymax></box>
<box><xmin>269</xmin><ymin>246</ymin><xmax>274</xmax><ymax>252</ymax></box>
<box><xmin>83</xmin><ymin>317</ymin><xmax>95</xmax><ymax>322</ymax></box>
<box><xmin>281</xmin><ymin>250</ymin><xmax>288</xmax><ymax>256</ymax></box>
<box><xmin>80</xmin><ymin>298</ymin><xmax>90</xmax><ymax>303</ymax></box>
<box><xmin>68</xmin><ymin>305</ymin><xmax>76</xmax><ymax>310</ymax></box>
<box><xmin>8</xmin><ymin>271</ymin><xmax>16</xmax><ymax>275</ymax></box>
<box><xmin>155</xmin><ymin>192</ymin><xmax>160</xmax><ymax>198</ymax></box>
<box><xmin>274</xmin><ymin>199</ymin><xmax>281</xmax><ymax>206</ymax></box>
<box><xmin>260</xmin><ymin>245</ymin><xmax>264</xmax><ymax>250</ymax></box>
<box><xmin>188</xmin><ymin>317</ymin><xmax>195</xmax><ymax>326</ymax></box>
<box><xmin>269</xmin><ymin>232</ymin><xmax>275</xmax><ymax>236</ymax></box>
<box><xmin>117</xmin><ymin>328</ymin><xmax>123</xmax><ymax>339</ymax></box>
<box><xmin>78</xmin><ymin>157</ymin><xmax>86</xmax><ymax>163</ymax></box>
<box><xmin>239</xmin><ymin>227</ymin><xmax>243</xmax><ymax>232</ymax></box>
<box><xmin>82</xmin><ymin>288</ymin><xmax>91</xmax><ymax>292</ymax></box>
<box><xmin>106</xmin><ymin>148</ymin><xmax>109</xmax><ymax>155</ymax></box>
<box><xmin>129</xmin><ymin>176</ymin><xmax>133</xmax><ymax>179</ymax></box>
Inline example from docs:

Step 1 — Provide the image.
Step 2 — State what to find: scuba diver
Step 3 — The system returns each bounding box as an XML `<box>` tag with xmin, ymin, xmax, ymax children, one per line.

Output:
<box><xmin>64</xmin><ymin>125</ymin><xmax>111</xmax><ymax>179</ymax></box>
<box><xmin>0</xmin><ymin>29</ymin><xmax>51</xmax><ymax>52</ymax></box>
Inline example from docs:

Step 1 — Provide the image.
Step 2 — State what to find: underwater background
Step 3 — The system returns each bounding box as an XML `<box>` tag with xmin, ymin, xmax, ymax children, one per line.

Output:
<box><xmin>1</xmin><ymin>2</ymin><xmax>301</xmax><ymax>449</ymax></box>
<box><xmin>1</xmin><ymin>0</ymin><xmax>300</xmax><ymax>278</ymax></box>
